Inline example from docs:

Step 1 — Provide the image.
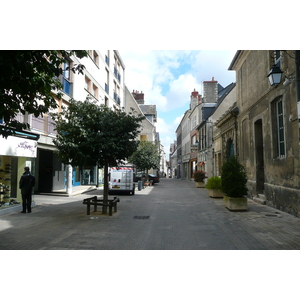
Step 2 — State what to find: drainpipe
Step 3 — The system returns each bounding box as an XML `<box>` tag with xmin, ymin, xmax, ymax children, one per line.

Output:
<box><xmin>295</xmin><ymin>51</ymin><xmax>300</xmax><ymax>142</ymax></box>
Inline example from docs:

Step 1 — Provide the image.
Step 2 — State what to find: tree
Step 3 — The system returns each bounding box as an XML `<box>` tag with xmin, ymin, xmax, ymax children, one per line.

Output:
<box><xmin>51</xmin><ymin>99</ymin><xmax>145</xmax><ymax>205</ymax></box>
<box><xmin>128</xmin><ymin>140</ymin><xmax>161</xmax><ymax>180</ymax></box>
<box><xmin>0</xmin><ymin>50</ymin><xmax>87</xmax><ymax>138</ymax></box>
<box><xmin>221</xmin><ymin>155</ymin><xmax>248</xmax><ymax>197</ymax></box>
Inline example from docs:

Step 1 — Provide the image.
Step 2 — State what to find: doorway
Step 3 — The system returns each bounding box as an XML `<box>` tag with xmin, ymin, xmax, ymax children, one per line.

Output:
<box><xmin>254</xmin><ymin>120</ymin><xmax>265</xmax><ymax>194</ymax></box>
<box><xmin>38</xmin><ymin>149</ymin><xmax>53</xmax><ymax>193</ymax></box>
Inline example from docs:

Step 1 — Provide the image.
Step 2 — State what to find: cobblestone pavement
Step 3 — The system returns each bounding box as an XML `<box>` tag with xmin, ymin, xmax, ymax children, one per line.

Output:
<box><xmin>1</xmin><ymin>178</ymin><xmax>300</xmax><ymax>250</ymax></box>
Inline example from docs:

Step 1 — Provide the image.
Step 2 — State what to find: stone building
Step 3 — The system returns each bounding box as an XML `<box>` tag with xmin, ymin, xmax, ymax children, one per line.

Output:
<box><xmin>209</xmin><ymin>83</ymin><xmax>236</xmax><ymax>176</ymax></box>
<box><xmin>124</xmin><ymin>88</ymin><xmax>156</xmax><ymax>143</ymax></box>
<box><xmin>229</xmin><ymin>50</ymin><xmax>300</xmax><ymax>216</ymax></box>
<box><xmin>175</xmin><ymin>121</ymin><xmax>182</xmax><ymax>179</ymax></box>
<box><xmin>197</xmin><ymin>80</ymin><xmax>235</xmax><ymax>178</ymax></box>
<box><xmin>125</xmin><ymin>89</ymin><xmax>161</xmax><ymax>175</ymax></box>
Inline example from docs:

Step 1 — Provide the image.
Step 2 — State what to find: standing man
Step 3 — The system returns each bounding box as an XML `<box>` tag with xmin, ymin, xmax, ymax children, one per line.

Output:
<box><xmin>19</xmin><ymin>167</ymin><xmax>35</xmax><ymax>213</ymax></box>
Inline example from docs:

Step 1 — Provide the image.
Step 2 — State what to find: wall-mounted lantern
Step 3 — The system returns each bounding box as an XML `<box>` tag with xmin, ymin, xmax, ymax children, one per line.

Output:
<box><xmin>267</xmin><ymin>64</ymin><xmax>283</xmax><ymax>86</ymax></box>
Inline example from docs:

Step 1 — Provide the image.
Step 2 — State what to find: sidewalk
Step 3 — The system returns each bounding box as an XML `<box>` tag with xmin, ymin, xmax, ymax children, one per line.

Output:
<box><xmin>46</xmin><ymin>184</ymin><xmax>100</xmax><ymax>196</ymax></box>
<box><xmin>0</xmin><ymin>185</ymin><xmax>99</xmax><ymax>216</ymax></box>
<box><xmin>1</xmin><ymin>178</ymin><xmax>300</xmax><ymax>250</ymax></box>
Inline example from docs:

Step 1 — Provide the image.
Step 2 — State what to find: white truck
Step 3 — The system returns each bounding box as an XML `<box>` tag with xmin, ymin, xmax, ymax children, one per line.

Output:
<box><xmin>108</xmin><ymin>166</ymin><xmax>136</xmax><ymax>195</ymax></box>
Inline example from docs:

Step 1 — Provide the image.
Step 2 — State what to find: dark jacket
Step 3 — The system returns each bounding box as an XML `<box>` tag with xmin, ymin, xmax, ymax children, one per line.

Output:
<box><xmin>19</xmin><ymin>171</ymin><xmax>35</xmax><ymax>195</ymax></box>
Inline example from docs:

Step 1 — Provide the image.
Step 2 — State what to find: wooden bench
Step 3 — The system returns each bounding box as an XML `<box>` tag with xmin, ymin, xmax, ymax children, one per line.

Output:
<box><xmin>83</xmin><ymin>196</ymin><xmax>120</xmax><ymax>216</ymax></box>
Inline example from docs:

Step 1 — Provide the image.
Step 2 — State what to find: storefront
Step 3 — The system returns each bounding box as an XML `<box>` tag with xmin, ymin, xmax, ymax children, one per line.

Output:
<box><xmin>0</xmin><ymin>131</ymin><xmax>39</xmax><ymax>212</ymax></box>
<box><xmin>82</xmin><ymin>166</ymin><xmax>104</xmax><ymax>187</ymax></box>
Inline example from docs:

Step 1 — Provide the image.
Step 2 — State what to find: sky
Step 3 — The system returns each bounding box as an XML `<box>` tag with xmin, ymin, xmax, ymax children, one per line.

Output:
<box><xmin>119</xmin><ymin>50</ymin><xmax>237</xmax><ymax>157</ymax></box>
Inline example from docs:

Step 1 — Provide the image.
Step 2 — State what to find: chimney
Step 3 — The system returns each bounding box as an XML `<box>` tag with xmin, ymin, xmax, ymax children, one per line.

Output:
<box><xmin>132</xmin><ymin>90</ymin><xmax>145</xmax><ymax>104</ymax></box>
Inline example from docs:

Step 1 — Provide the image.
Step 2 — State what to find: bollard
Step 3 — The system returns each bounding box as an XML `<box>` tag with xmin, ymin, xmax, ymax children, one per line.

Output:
<box><xmin>138</xmin><ymin>180</ymin><xmax>143</xmax><ymax>191</ymax></box>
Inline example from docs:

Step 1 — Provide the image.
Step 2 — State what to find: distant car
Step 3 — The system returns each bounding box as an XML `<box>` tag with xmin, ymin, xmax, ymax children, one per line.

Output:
<box><xmin>148</xmin><ymin>174</ymin><xmax>159</xmax><ymax>185</ymax></box>
<box><xmin>134</xmin><ymin>172</ymin><xmax>146</xmax><ymax>182</ymax></box>
<box><xmin>134</xmin><ymin>172</ymin><xmax>159</xmax><ymax>185</ymax></box>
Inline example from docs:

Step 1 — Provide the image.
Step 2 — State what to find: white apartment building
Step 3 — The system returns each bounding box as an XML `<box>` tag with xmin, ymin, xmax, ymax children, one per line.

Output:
<box><xmin>30</xmin><ymin>50</ymin><xmax>125</xmax><ymax>193</ymax></box>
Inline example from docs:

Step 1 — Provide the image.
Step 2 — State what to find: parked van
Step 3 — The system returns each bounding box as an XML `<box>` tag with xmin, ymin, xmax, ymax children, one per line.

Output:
<box><xmin>108</xmin><ymin>166</ymin><xmax>136</xmax><ymax>195</ymax></box>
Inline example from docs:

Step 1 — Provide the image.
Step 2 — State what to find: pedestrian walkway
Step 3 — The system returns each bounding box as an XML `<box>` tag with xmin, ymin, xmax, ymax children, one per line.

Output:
<box><xmin>0</xmin><ymin>178</ymin><xmax>300</xmax><ymax>250</ymax></box>
<box><xmin>0</xmin><ymin>185</ymin><xmax>99</xmax><ymax>216</ymax></box>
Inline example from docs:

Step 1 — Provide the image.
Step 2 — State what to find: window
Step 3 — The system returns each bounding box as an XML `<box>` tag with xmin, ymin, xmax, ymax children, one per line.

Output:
<box><xmin>92</xmin><ymin>84</ymin><xmax>98</xmax><ymax>99</ymax></box>
<box><xmin>85</xmin><ymin>76</ymin><xmax>91</xmax><ymax>91</ymax></box>
<box><xmin>62</xmin><ymin>60</ymin><xmax>72</xmax><ymax>96</ymax></box>
<box><xmin>199</xmin><ymin>126</ymin><xmax>207</xmax><ymax>150</ymax></box>
<box><xmin>105</xmin><ymin>50</ymin><xmax>110</xmax><ymax>65</ymax></box>
<box><xmin>105</xmin><ymin>69</ymin><xmax>109</xmax><ymax>94</ymax></box>
<box><xmin>93</xmin><ymin>51</ymin><xmax>99</xmax><ymax>66</ymax></box>
<box><xmin>85</xmin><ymin>76</ymin><xmax>98</xmax><ymax>100</ymax></box>
<box><xmin>114</xmin><ymin>60</ymin><xmax>121</xmax><ymax>83</ymax></box>
<box><xmin>272</xmin><ymin>97</ymin><xmax>285</xmax><ymax>158</ymax></box>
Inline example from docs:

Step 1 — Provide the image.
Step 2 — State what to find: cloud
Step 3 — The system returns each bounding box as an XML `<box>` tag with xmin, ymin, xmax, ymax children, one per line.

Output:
<box><xmin>173</xmin><ymin>114</ymin><xmax>184</xmax><ymax>128</ymax></box>
<box><xmin>121</xmin><ymin>50</ymin><xmax>200</xmax><ymax>112</ymax></box>
<box><xmin>191</xmin><ymin>50</ymin><xmax>237</xmax><ymax>86</ymax></box>
<box><xmin>120</xmin><ymin>50</ymin><xmax>237</xmax><ymax>155</ymax></box>
<box><xmin>164</xmin><ymin>73</ymin><xmax>201</xmax><ymax>112</ymax></box>
<box><xmin>156</xmin><ymin>117</ymin><xmax>177</xmax><ymax>152</ymax></box>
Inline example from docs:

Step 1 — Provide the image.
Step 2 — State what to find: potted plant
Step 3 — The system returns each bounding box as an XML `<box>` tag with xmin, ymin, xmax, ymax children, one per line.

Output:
<box><xmin>221</xmin><ymin>156</ymin><xmax>248</xmax><ymax>211</ymax></box>
<box><xmin>193</xmin><ymin>170</ymin><xmax>206</xmax><ymax>188</ymax></box>
<box><xmin>206</xmin><ymin>176</ymin><xmax>224</xmax><ymax>198</ymax></box>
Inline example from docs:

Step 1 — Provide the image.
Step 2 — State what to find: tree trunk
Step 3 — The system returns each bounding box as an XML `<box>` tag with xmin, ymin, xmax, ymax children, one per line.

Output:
<box><xmin>102</xmin><ymin>160</ymin><xmax>109</xmax><ymax>214</ymax></box>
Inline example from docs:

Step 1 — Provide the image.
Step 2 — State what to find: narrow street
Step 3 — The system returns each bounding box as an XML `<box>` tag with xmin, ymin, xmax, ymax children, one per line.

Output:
<box><xmin>1</xmin><ymin>178</ymin><xmax>300</xmax><ymax>250</ymax></box>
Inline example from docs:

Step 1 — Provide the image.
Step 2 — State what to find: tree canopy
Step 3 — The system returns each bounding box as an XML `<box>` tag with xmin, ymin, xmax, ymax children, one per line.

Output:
<box><xmin>129</xmin><ymin>140</ymin><xmax>161</xmax><ymax>176</ymax></box>
<box><xmin>51</xmin><ymin>99</ymin><xmax>145</xmax><ymax>202</ymax></box>
<box><xmin>0</xmin><ymin>50</ymin><xmax>87</xmax><ymax>137</ymax></box>
<box><xmin>51</xmin><ymin>99</ymin><xmax>145</xmax><ymax>168</ymax></box>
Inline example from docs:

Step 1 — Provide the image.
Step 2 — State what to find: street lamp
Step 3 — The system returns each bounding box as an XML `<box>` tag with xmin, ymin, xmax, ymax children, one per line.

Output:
<box><xmin>268</xmin><ymin>64</ymin><xmax>283</xmax><ymax>86</ymax></box>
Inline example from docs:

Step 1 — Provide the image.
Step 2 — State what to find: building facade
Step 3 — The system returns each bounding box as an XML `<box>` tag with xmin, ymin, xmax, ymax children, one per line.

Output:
<box><xmin>209</xmin><ymin>84</ymin><xmax>236</xmax><ymax>176</ymax></box>
<box><xmin>229</xmin><ymin>50</ymin><xmax>300</xmax><ymax>216</ymax></box>
<box><xmin>124</xmin><ymin>87</ymin><xmax>156</xmax><ymax>143</ymax></box>
<box><xmin>125</xmin><ymin>88</ymin><xmax>161</xmax><ymax>175</ymax></box>
<box><xmin>2</xmin><ymin>51</ymin><xmax>126</xmax><ymax>198</ymax></box>
<box><xmin>0</xmin><ymin>129</ymin><xmax>39</xmax><ymax>209</ymax></box>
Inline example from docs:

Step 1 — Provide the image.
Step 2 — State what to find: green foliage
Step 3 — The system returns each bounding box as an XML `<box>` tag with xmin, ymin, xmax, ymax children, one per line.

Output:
<box><xmin>51</xmin><ymin>99</ymin><xmax>144</xmax><ymax>202</ymax></box>
<box><xmin>193</xmin><ymin>170</ymin><xmax>206</xmax><ymax>182</ymax></box>
<box><xmin>0</xmin><ymin>50</ymin><xmax>87</xmax><ymax>137</ymax></box>
<box><xmin>51</xmin><ymin>99</ymin><xmax>145</xmax><ymax>168</ymax></box>
<box><xmin>128</xmin><ymin>140</ymin><xmax>160</xmax><ymax>173</ymax></box>
<box><xmin>206</xmin><ymin>176</ymin><xmax>222</xmax><ymax>190</ymax></box>
<box><xmin>221</xmin><ymin>156</ymin><xmax>248</xmax><ymax>197</ymax></box>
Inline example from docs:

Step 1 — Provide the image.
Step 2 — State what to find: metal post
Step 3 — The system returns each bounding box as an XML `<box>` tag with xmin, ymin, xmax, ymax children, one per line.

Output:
<box><xmin>66</xmin><ymin>164</ymin><xmax>73</xmax><ymax>196</ymax></box>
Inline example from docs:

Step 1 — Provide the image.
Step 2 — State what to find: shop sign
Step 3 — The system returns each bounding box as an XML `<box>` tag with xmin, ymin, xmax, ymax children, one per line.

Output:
<box><xmin>0</xmin><ymin>136</ymin><xmax>38</xmax><ymax>157</ymax></box>
<box><xmin>190</xmin><ymin>151</ymin><xmax>197</xmax><ymax>159</ymax></box>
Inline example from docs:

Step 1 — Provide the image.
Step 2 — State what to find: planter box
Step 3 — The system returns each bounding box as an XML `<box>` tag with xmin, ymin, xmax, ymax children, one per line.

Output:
<box><xmin>208</xmin><ymin>189</ymin><xmax>224</xmax><ymax>198</ymax></box>
<box><xmin>195</xmin><ymin>182</ymin><xmax>205</xmax><ymax>188</ymax></box>
<box><xmin>223</xmin><ymin>195</ymin><xmax>248</xmax><ymax>211</ymax></box>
